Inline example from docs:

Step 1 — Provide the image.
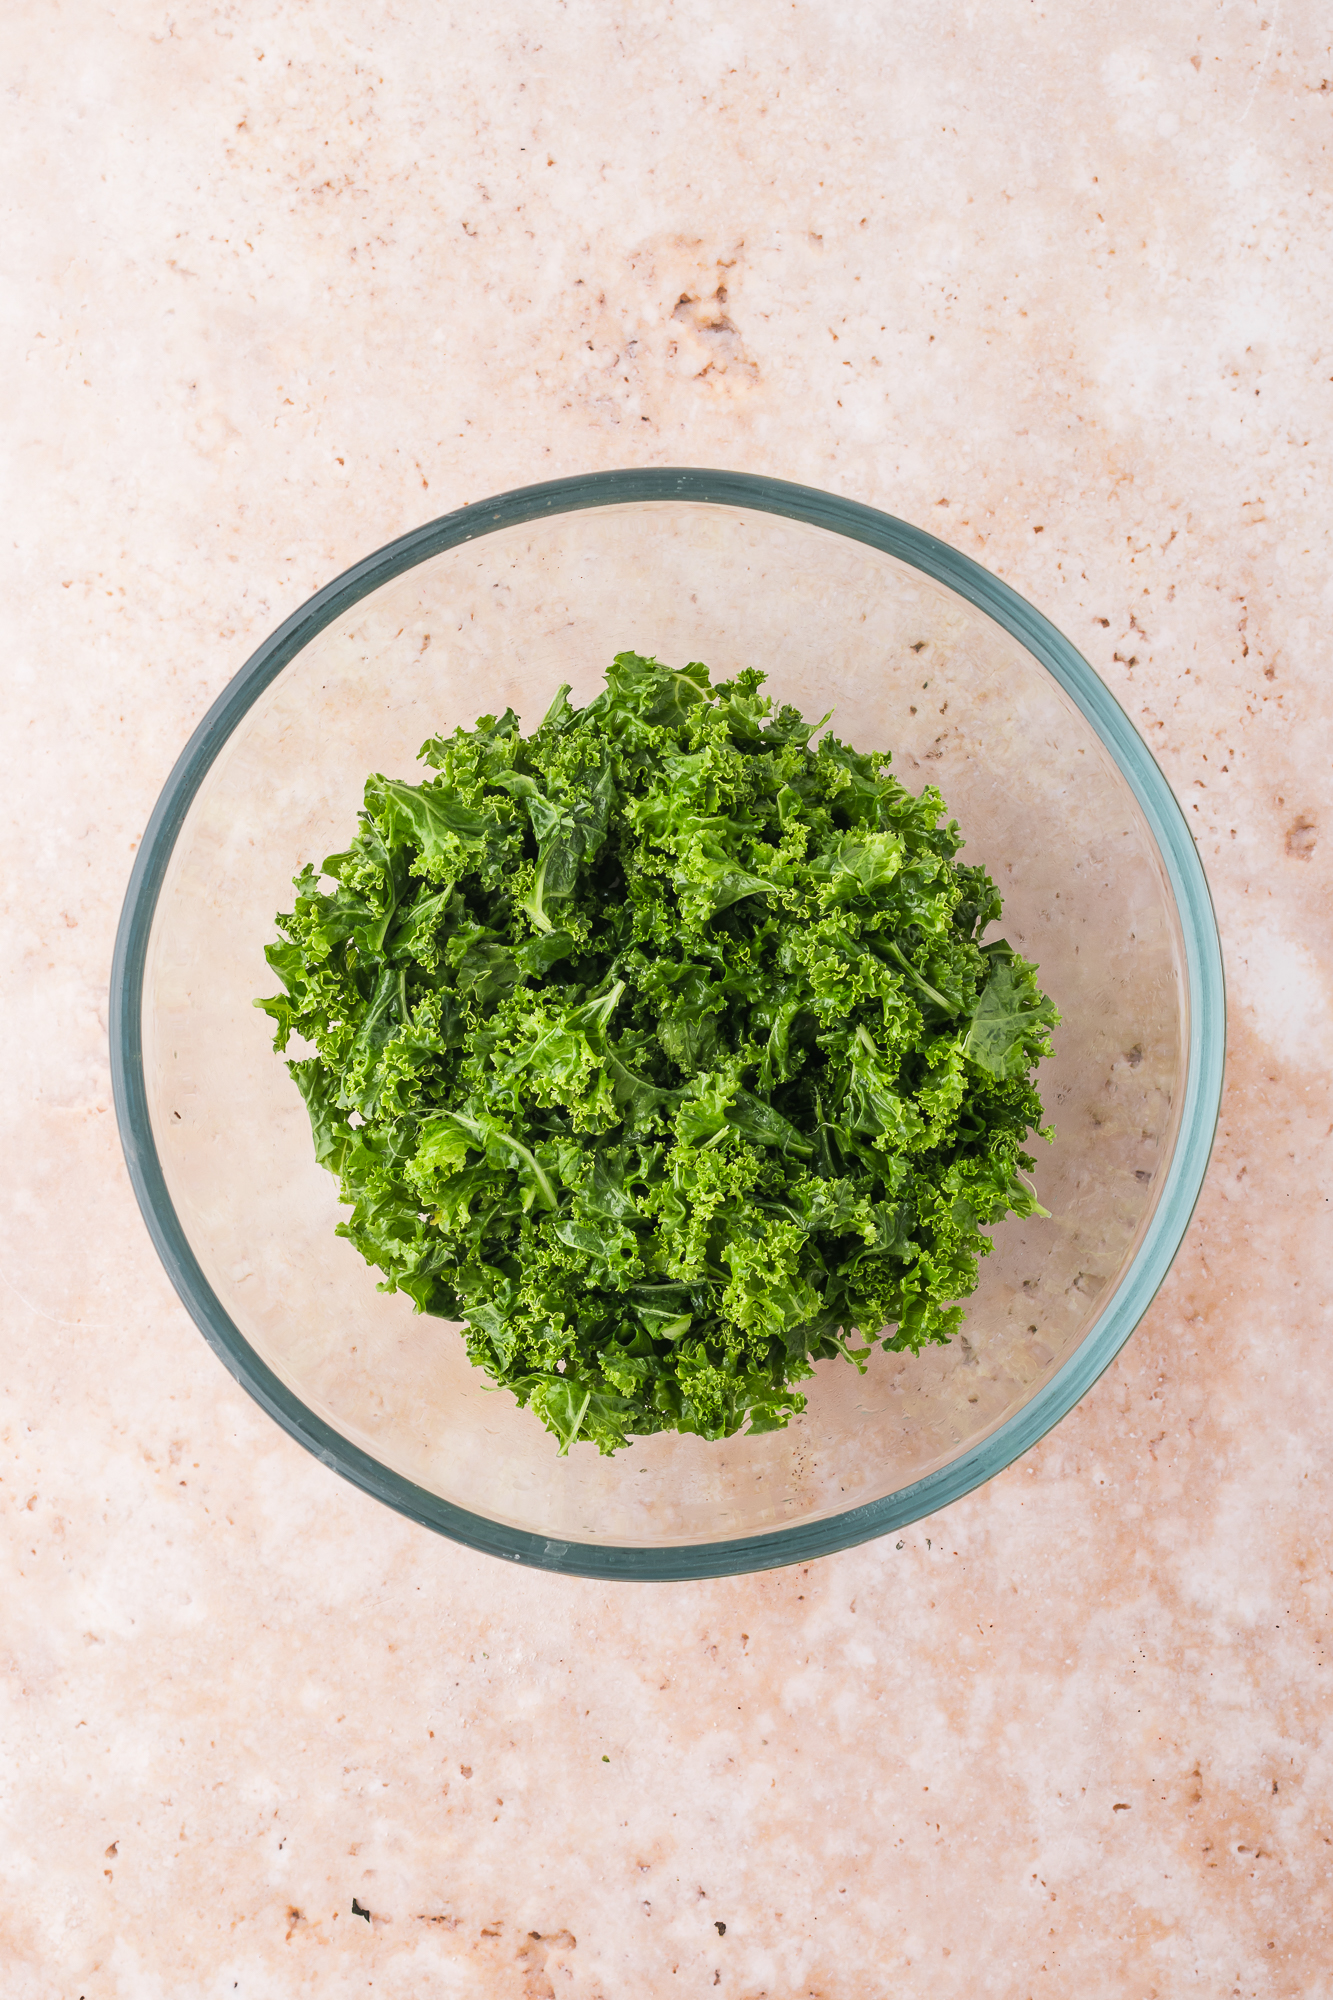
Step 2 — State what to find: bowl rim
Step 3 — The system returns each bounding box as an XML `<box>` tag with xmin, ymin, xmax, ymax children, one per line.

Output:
<box><xmin>109</xmin><ymin>467</ymin><xmax>1225</xmax><ymax>1579</ymax></box>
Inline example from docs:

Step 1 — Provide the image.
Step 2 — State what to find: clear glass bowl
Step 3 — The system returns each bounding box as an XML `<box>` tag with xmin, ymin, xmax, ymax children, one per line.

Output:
<box><xmin>110</xmin><ymin>471</ymin><xmax>1224</xmax><ymax>1578</ymax></box>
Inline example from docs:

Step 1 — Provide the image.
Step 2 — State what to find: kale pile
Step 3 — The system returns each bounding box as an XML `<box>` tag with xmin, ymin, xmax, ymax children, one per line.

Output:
<box><xmin>257</xmin><ymin>653</ymin><xmax>1057</xmax><ymax>1455</ymax></box>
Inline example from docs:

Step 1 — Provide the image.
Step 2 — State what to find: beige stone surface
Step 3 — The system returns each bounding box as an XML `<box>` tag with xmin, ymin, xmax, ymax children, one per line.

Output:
<box><xmin>3</xmin><ymin>2</ymin><xmax>1331</xmax><ymax>1994</ymax></box>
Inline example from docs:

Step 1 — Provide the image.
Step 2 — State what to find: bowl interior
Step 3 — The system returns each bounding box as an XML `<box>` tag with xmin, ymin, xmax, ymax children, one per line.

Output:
<box><xmin>140</xmin><ymin>498</ymin><xmax>1188</xmax><ymax>1552</ymax></box>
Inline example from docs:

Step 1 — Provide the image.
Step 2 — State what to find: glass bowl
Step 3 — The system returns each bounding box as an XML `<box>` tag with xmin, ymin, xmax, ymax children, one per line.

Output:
<box><xmin>110</xmin><ymin>470</ymin><xmax>1224</xmax><ymax>1578</ymax></box>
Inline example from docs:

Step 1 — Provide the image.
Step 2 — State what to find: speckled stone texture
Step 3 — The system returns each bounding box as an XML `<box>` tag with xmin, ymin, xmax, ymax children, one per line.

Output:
<box><xmin>3</xmin><ymin>2</ymin><xmax>1331</xmax><ymax>1995</ymax></box>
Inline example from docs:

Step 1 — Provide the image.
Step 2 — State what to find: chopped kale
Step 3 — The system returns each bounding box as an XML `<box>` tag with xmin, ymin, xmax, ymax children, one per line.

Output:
<box><xmin>257</xmin><ymin>653</ymin><xmax>1058</xmax><ymax>1455</ymax></box>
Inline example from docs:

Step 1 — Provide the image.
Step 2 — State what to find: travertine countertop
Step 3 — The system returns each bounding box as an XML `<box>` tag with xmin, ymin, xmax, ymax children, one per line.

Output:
<box><xmin>4</xmin><ymin>4</ymin><xmax>1330</xmax><ymax>1994</ymax></box>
